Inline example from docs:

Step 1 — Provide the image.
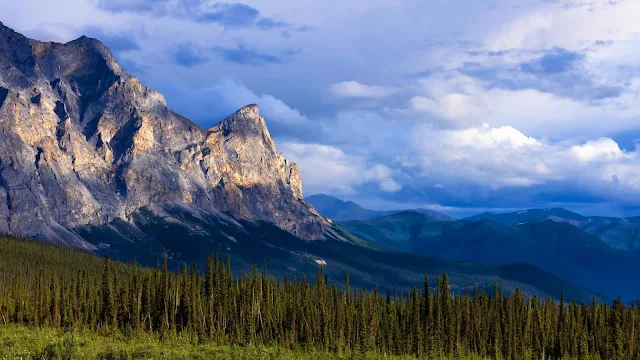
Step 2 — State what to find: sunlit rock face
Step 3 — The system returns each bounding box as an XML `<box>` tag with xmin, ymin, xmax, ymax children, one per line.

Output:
<box><xmin>0</xmin><ymin>22</ymin><xmax>331</xmax><ymax>249</ymax></box>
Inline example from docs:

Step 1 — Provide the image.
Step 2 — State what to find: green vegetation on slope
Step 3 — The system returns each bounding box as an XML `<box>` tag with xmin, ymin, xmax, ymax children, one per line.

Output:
<box><xmin>0</xmin><ymin>236</ymin><xmax>637</xmax><ymax>360</ymax></box>
<box><xmin>338</xmin><ymin>211</ymin><xmax>462</xmax><ymax>251</ymax></box>
<box><xmin>0</xmin><ymin>324</ymin><xmax>498</xmax><ymax>360</ymax></box>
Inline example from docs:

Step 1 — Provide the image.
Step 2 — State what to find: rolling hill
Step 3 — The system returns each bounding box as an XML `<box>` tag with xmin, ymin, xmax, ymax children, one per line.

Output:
<box><xmin>467</xmin><ymin>208</ymin><xmax>640</xmax><ymax>252</ymax></box>
<box><xmin>329</xmin><ymin>198</ymin><xmax>640</xmax><ymax>300</ymax></box>
<box><xmin>339</xmin><ymin>211</ymin><xmax>465</xmax><ymax>251</ymax></box>
<box><xmin>413</xmin><ymin>219</ymin><xmax>639</xmax><ymax>300</ymax></box>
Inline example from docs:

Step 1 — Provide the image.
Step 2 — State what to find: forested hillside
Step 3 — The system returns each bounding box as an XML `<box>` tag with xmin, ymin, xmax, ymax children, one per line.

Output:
<box><xmin>0</xmin><ymin>236</ymin><xmax>638</xmax><ymax>359</ymax></box>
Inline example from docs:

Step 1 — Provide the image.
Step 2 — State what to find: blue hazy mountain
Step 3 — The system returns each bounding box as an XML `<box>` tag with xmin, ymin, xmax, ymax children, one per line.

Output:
<box><xmin>326</xmin><ymin>196</ymin><xmax>640</xmax><ymax>300</ymax></box>
<box><xmin>305</xmin><ymin>194</ymin><xmax>454</xmax><ymax>222</ymax></box>
<box><xmin>467</xmin><ymin>209</ymin><xmax>640</xmax><ymax>252</ymax></box>
<box><xmin>465</xmin><ymin>208</ymin><xmax>588</xmax><ymax>224</ymax></box>
<box><xmin>339</xmin><ymin>211</ymin><xmax>464</xmax><ymax>252</ymax></box>
<box><xmin>415</xmin><ymin>219</ymin><xmax>640</xmax><ymax>300</ymax></box>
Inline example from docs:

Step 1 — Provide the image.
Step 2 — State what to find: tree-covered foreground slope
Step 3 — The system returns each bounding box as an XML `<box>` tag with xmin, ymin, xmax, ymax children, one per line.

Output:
<box><xmin>0</xmin><ymin>236</ymin><xmax>637</xmax><ymax>360</ymax></box>
<box><xmin>59</xmin><ymin>213</ymin><xmax>606</xmax><ymax>303</ymax></box>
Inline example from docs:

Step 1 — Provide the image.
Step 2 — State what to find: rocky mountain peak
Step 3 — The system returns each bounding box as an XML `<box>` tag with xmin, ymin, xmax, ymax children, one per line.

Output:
<box><xmin>0</xmin><ymin>24</ymin><xmax>333</xmax><ymax>248</ymax></box>
<box><xmin>214</xmin><ymin>104</ymin><xmax>267</xmax><ymax>136</ymax></box>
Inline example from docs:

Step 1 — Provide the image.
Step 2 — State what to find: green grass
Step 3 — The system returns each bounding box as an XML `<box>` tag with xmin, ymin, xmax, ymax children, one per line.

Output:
<box><xmin>0</xmin><ymin>324</ymin><xmax>493</xmax><ymax>360</ymax></box>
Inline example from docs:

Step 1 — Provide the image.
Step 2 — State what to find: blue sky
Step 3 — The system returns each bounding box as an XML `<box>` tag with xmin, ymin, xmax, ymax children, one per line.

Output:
<box><xmin>4</xmin><ymin>0</ymin><xmax>640</xmax><ymax>216</ymax></box>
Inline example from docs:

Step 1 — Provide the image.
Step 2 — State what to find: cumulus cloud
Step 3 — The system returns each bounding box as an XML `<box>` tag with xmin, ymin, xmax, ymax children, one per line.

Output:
<box><xmin>280</xmin><ymin>143</ymin><xmax>402</xmax><ymax>195</ymax></box>
<box><xmin>405</xmin><ymin>71</ymin><xmax>640</xmax><ymax>137</ymax></box>
<box><xmin>406</xmin><ymin>122</ymin><xmax>640</xmax><ymax>208</ymax></box>
<box><xmin>487</xmin><ymin>0</ymin><xmax>640</xmax><ymax>52</ymax></box>
<box><xmin>330</xmin><ymin>81</ymin><xmax>399</xmax><ymax>98</ymax></box>
<box><xmin>569</xmin><ymin>138</ymin><xmax>626</xmax><ymax>163</ymax></box>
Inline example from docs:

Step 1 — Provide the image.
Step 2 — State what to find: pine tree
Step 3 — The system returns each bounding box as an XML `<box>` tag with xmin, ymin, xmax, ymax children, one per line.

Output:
<box><xmin>101</xmin><ymin>257</ymin><xmax>116</xmax><ymax>329</ymax></box>
<box><xmin>1</xmin><ymin>235</ymin><xmax>639</xmax><ymax>359</ymax></box>
<box><xmin>611</xmin><ymin>297</ymin><xmax>625</xmax><ymax>360</ymax></box>
<box><xmin>206</xmin><ymin>254</ymin><xmax>214</xmax><ymax>339</ymax></box>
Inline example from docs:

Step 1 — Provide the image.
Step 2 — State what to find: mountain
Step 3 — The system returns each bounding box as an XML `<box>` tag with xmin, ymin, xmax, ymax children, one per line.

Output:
<box><xmin>467</xmin><ymin>208</ymin><xmax>640</xmax><ymax>252</ymax></box>
<box><xmin>579</xmin><ymin>217</ymin><xmax>640</xmax><ymax>252</ymax></box>
<box><xmin>339</xmin><ymin>211</ymin><xmax>464</xmax><ymax>251</ymax></box>
<box><xmin>306</xmin><ymin>194</ymin><xmax>453</xmax><ymax>221</ymax></box>
<box><xmin>414</xmin><ymin>219</ymin><xmax>640</xmax><ymax>300</ymax></box>
<box><xmin>0</xmin><ymin>23</ymin><xmax>603</xmax><ymax>302</ymax></box>
<box><xmin>0</xmin><ymin>22</ymin><xmax>342</xmax><ymax>249</ymax></box>
<box><xmin>465</xmin><ymin>208</ymin><xmax>588</xmax><ymax>224</ymax></box>
<box><xmin>342</xmin><ymin>205</ymin><xmax>640</xmax><ymax>299</ymax></box>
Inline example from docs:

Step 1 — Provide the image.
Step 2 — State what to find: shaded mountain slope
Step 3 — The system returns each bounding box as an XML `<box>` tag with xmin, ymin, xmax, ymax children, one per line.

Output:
<box><xmin>468</xmin><ymin>208</ymin><xmax>640</xmax><ymax>252</ymax></box>
<box><xmin>414</xmin><ymin>219</ymin><xmax>639</xmax><ymax>300</ymax></box>
<box><xmin>76</xmin><ymin>207</ymin><xmax>601</xmax><ymax>302</ymax></box>
<box><xmin>465</xmin><ymin>208</ymin><xmax>588</xmax><ymax>224</ymax></box>
<box><xmin>339</xmin><ymin>211</ymin><xmax>465</xmax><ymax>251</ymax></box>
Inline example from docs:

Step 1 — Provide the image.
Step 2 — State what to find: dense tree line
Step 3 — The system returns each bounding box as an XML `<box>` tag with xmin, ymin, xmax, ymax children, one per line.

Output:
<box><xmin>0</xmin><ymin>236</ymin><xmax>638</xmax><ymax>359</ymax></box>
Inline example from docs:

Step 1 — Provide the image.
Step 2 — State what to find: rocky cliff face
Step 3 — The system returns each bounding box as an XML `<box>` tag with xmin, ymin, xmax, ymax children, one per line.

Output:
<box><xmin>0</xmin><ymin>22</ymin><xmax>332</xmax><ymax>249</ymax></box>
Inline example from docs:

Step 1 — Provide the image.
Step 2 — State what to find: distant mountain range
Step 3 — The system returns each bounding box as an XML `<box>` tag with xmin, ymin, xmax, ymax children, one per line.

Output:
<box><xmin>309</xmin><ymin>194</ymin><xmax>640</xmax><ymax>300</ymax></box>
<box><xmin>467</xmin><ymin>208</ymin><xmax>640</xmax><ymax>252</ymax></box>
<box><xmin>415</xmin><ymin>219</ymin><xmax>638</xmax><ymax>300</ymax></box>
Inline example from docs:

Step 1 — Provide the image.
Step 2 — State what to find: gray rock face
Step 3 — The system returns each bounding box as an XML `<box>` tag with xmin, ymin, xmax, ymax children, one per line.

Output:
<box><xmin>0</xmin><ymin>23</ymin><xmax>332</xmax><ymax>249</ymax></box>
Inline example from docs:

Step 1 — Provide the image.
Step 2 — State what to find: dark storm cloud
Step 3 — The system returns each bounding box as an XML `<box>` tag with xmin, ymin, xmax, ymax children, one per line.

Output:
<box><xmin>171</xmin><ymin>43</ymin><xmax>209</xmax><ymax>67</ymax></box>
<box><xmin>196</xmin><ymin>3</ymin><xmax>259</xmax><ymax>26</ymax></box>
<box><xmin>213</xmin><ymin>45</ymin><xmax>281</xmax><ymax>65</ymax></box>
<box><xmin>96</xmin><ymin>0</ymin><xmax>170</xmax><ymax>13</ymax></box>
<box><xmin>458</xmin><ymin>47</ymin><xmax>625</xmax><ymax>102</ymax></box>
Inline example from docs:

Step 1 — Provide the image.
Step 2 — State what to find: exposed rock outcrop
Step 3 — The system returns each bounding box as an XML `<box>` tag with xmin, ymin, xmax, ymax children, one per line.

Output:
<box><xmin>0</xmin><ymin>23</ymin><xmax>332</xmax><ymax>249</ymax></box>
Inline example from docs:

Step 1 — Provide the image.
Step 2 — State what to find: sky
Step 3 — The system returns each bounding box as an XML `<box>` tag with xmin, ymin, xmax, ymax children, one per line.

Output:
<box><xmin>4</xmin><ymin>0</ymin><xmax>640</xmax><ymax>217</ymax></box>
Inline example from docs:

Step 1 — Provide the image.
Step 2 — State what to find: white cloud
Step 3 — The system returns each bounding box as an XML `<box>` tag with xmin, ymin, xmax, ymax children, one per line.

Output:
<box><xmin>330</xmin><ymin>81</ymin><xmax>398</xmax><ymax>98</ymax></box>
<box><xmin>379</xmin><ymin>179</ymin><xmax>402</xmax><ymax>192</ymax></box>
<box><xmin>279</xmin><ymin>142</ymin><xmax>401</xmax><ymax>195</ymax></box>
<box><xmin>570</xmin><ymin>138</ymin><xmax>626</xmax><ymax>163</ymax></box>
<box><xmin>406</xmin><ymin>72</ymin><xmax>640</xmax><ymax>137</ymax></box>
<box><xmin>411</xmin><ymin>123</ymin><xmax>554</xmax><ymax>188</ymax></box>
<box><xmin>206</xmin><ymin>79</ymin><xmax>310</xmax><ymax>124</ymax></box>
<box><xmin>487</xmin><ymin>0</ymin><xmax>640</xmax><ymax>51</ymax></box>
<box><xmin>410</xmin><ymin>94</ymin><xmax>486</xmax><ymax>123</ymax></box>
<box><xmin>407</xmin><ymin>122</ymin><xmax>640</xmax><ymax>204</ymax></box>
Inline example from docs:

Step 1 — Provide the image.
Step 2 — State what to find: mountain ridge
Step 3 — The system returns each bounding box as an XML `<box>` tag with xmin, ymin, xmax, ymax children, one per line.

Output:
<box><xmin>0</xmin><ymin>23</ymin><xmax>335</xmax><ymax>248</ymax></box>
<box><xmin>305</xmin><ymin>193</ymin><xmax>454</xmax><ymax>221</ymax></box>
<box><xmin>339</xmin><ymin>210</ymin><xmax>464</xmax><ymax>251</ymax></box>
<box><xmin>466</xmin><ymin>208</ymin><xmax>640</xmax><ymax>252</ymax></box>
<box><xmin>325</xmin><ymin>195</ymin><xmax>640</xmax><ymax>299</ymax></box>
<box><xmin>413</xmin><ymin>218</ymin><xmax>640</xmax><ymax>300</ymax></box>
